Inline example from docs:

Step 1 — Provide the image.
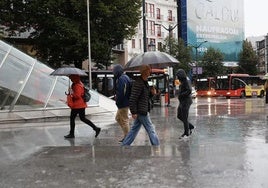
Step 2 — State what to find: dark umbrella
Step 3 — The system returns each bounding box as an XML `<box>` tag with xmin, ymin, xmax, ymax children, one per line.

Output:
<box><xmin>50</xmin><ymin>67</ymin><xmax>87</xmax><ymax>95</ymax></box>
<box><xmin>124</xmin><ymin>51</ymin><xmax>180</xmax><ymax>70</ymax></box>
<box><xmin>50</xmin><ymin>67</ymin><xmax>87</xmax><ymax>76</ymax></box>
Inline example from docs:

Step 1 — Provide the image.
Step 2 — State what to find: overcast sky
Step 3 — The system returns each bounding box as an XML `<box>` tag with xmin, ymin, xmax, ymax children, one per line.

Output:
<box><xmin>244</xmin><ymin>0</ymin><xmax>268</xmax><ymax>37</ymax></box>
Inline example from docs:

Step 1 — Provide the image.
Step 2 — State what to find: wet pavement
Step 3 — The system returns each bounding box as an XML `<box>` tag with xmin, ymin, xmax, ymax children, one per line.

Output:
<box><xmin>0</xmin><ymin>97</ymin><xmax>268</xmax><ymax>188</ymax></box>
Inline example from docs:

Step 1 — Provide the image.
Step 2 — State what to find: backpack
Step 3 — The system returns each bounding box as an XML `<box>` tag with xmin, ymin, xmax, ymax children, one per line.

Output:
<box><xmin>83</xmin><ymin>86</ymin><xmax>91</xmax><ymax>102</ymax></box>
<box><xmin>122</xmin><ymin>75</ymin><xmax>132</xmax><ymax>100</ymax></box>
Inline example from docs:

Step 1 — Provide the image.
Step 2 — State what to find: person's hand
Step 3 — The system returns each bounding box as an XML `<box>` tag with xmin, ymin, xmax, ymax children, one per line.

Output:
<box><xmin>151</xmin><ymin>87</ymin><xmax>156</xmax><ymax>95</ymax></box>
<box><xmin>132</xmin><ymin>114</ymin><xmax>137</xmax><ymax>119</ymax></box>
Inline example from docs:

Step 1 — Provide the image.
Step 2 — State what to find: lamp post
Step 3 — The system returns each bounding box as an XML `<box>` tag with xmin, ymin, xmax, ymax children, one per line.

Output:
<box><xmin>87</xmin><ymin>0</ymin><xmax>92</xmax><ymax>89</ymax></box>
<box><xmin>155</xmin><ymin>24</ymin><xmax>177</xmax><ymax>54</ymax></box>
<box><xmin>189</xmin><ymin>41</ymin><xmax>208</xmax><ymax>84</ymax></box>
<box><xmin>142</xmin><ymin>0</ymin><xmax>147</xmax><ymax>52</ymax></box>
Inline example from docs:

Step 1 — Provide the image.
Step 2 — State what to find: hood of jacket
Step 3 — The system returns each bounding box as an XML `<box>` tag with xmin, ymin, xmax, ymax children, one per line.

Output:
<box><xmin>113</xmin><ymin>64</ymin><xmax>124</xmax><ymax>79</ymax></box>
<box><xmin>176</xmin><ymin>69</ymin><xmax>187</xmax><ymax>81</ymax></box>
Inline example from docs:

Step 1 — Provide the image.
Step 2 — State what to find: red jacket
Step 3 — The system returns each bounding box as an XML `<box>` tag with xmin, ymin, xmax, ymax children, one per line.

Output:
<box><xmin>69</xmin><ymin>81</ymin><xmax>87</xmax><ymax>109</ymax></box>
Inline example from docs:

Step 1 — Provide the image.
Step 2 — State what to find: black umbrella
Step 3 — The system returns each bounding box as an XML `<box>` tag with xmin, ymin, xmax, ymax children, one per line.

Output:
<box><xmin>124</xmin><ymin>51</ymin><xmax>180</xmax><ymax>70</ymax></box>
<box><xmin>50</xmin><ymin>67</ymin><xmax>87</xmax><ymax>76</ymax></box>
<box><xmin>50</xmin><ymin>67</ymin><xmax>87</xmax><ymax>95</ymax></box>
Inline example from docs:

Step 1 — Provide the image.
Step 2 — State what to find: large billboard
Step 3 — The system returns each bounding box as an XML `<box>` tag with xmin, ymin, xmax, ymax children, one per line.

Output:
<box><xmin>186</xmin><ymin>0</ymin><xmax>244</xmax><ymax>61</ymax></box>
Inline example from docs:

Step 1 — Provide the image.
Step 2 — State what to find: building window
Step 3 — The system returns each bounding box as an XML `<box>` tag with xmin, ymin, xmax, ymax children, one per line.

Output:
<box><xmin>132</xmin><ymin>39</ymin><xmax>135</xmax><ymax>48</ymax></box>
<box><xmin>168</xmin><ymin>10</ymin><xmax>172</xmax><ymax>21</ymax></box>
<box><xmin>156</xmin><ymin>25</ymin><xmax>161</xmax><ymax>37</ymax></box>
<box><xmin>148</xmin><ymin>4</ymin><xmax>155</xmax><ymax>18</ymax></box>
<box><xmin>156</xmin><ymin>8</ymin><xmax>160</xmax><ymax>19</ymax></box>
<box><xmin>149</xmin><ymin>21</ymin><xmax>155</xmax><ymax>35</ymax></box>
<box><xmin>157</xmin><ymin>42</ymin><xmax>162</xmax><ymax>50</ymax></box>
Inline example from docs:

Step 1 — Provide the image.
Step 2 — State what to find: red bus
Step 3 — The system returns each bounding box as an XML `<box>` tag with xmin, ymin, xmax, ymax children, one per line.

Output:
<box><xmin>196</xmin><ymin>77</ymin><xmax>217</xmax><ymax>97</ymax></box>
<box><xmin>215</xmin><ymin>74</ymin><xmax>249</xmax><ymax>98</ymax></box>
<box><xmin>214</xmin><ymin>74</ymin><xmax>266</xmax><ymax>98</ymax></box>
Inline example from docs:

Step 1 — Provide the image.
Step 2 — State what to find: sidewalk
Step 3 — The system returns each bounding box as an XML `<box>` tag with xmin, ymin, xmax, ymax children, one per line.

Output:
<box><xmin>1</xmin><ymin>97</ymin><xmax>268</xmax><ymax>188</ymax></box>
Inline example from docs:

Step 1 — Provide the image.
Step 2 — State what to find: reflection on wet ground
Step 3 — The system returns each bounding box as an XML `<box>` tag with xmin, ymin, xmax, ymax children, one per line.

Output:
<box><xmin>0</xmin><ymin>97</ymin><xmax>268</xmax><ymax>187</ymax></box>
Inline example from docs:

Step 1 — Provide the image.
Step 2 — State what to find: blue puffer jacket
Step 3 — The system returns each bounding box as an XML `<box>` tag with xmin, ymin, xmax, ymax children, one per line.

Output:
<box><xmin>113</xmin><ymin>64</ymin><xmax>131</xmax><ymax>109</ymax></box>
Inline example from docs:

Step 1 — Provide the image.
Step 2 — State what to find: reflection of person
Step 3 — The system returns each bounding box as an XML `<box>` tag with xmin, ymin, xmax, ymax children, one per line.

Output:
<box><xmin>122</xmin><ymin>65</ymin><xmax>160</xmax><ymax>146</ymax></box>
<box><xmin>265</xmin><ymin>80</ymin><xmax>268</xmax><ymax>104</ymax></box>
<box><xmin>113</xmin><ymin>64</ymin><xmax>131</xmax><ymax>142</ymax></box>
<box><xmin>64</xmin><ymin>74</ymin><xmax>101</xmax><ymax>139</ymax></box>
<box><xmin>176</xmin><ymin>69</ymin><xmax>195</xmax><ymax>139</ymax></box>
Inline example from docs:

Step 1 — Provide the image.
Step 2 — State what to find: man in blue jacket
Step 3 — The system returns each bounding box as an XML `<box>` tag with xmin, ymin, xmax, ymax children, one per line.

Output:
<box><xmin>113</xmin><ymin>64</ymin><xmax>131</xmax><ymax>142</ymax></box>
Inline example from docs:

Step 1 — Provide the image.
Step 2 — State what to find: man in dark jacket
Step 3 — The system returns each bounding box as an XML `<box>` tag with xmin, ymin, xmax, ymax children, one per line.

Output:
<box><xmin>176</xmin><ymin>69</ymin><xmax>195</xmax><ymax>139</ymax></box>
<box><xmin>113</xmin><ymin>64</ymin><xmax>131</xmax><ymax>142</ymax></box>
<box><xmin>122</xmin><ymin>65</ymin><xmax>160</xmax><ymax>146</ymax></box>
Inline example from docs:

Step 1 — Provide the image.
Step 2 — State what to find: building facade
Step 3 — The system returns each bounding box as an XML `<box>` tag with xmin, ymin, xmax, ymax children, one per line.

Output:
<box><xmin>256</xmin><ymin>34</ymin><xmax>268</xmax><ymax>74</ymax></box>
<box><xmin>125</xmin><ymin>0</ymin><xmax>178</xmax><ymax>62</ymax></box>
<box><xmin>123</xmin><ymin>0</ymin><xmax>244</xmax><ymax>65</ymax></box>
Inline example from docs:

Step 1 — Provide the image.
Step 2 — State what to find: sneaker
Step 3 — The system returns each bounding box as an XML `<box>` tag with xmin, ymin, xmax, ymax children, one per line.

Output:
<box><xmin>95</xmin><ymin>128</ymin><xmax>101</xmax><ymax>138</ymax></box>
<box><xmin>64</xmin><ymin>134</ymin><xmax>75</xmax><ymax>139</ymax></box>
<box><xmin>118</xmin><ymin>137</ymin><xmax>125</xmax><ymax>143</ymax></box>
<box><xmin>179</xmin><ymin>134</ymin><xmax>189</xmax><ymax>139</ymax></box>
<box><xmin>189</xmin><ymin>125</ymin><xmax>195</xmax><ymax>135</ymax></box>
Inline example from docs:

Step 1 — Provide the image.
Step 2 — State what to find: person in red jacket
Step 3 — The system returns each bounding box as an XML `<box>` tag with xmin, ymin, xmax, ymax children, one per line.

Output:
<box><xmin>64</xmin><ymin>74</ymin><xmax>101</xmax><ymax>139</ymax></box>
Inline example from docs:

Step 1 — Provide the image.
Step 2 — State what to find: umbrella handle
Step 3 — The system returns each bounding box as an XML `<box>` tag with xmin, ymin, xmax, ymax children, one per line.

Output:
<box><xmin>65</xmin><ymin>91</ymin><xmax>69</xmax><ymax>95</ymax></box>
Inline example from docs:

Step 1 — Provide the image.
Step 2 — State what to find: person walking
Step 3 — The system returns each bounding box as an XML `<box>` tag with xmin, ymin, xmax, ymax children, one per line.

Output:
<box><xmin>64</xmin><ymin>74</ymin><xmax>101</xmax><ymax>139</ymax></box>
<box><xmin>265</xmin><ymin>79</ymin><xmax>268</xmax><ymax>104</ymax></box>
<box><xmin>122</xmin><ymin>65</ymin><xmax>160</xmax><ymax>146</ymax></box>
<box><xmin>176</xmin><ymin>69</ymin><xmax>195</xmax><ymax>139</ymax></box>
<box><xmin>113</xmin><ymin>64</ymin><xmax>131</xmax><ymax>142</ymax></box>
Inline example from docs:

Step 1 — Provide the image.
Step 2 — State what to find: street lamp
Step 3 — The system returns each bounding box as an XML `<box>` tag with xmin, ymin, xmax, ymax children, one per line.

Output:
<box><xmin>87</xmin><ymin>0</ymin><xmax>92</xmax><ymax>89</ymax></box>
<box><xmin>142</xmin><ymin>0</ymin><xmax>147</xmax><ymax>52</ymax></box>
<box><xmin>155</xmin><ymin>24</ymin><xmax>177</xmax><ymax>54</ymax></box>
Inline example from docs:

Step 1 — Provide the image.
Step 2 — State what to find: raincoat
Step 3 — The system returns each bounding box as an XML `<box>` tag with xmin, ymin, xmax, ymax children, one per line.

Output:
<box><xmin>176</xmin><ymin>69</ymin><xmax>193</xmax><ymax>134</ymax></box>
<box><xmin>68</xmin><ymin>75</ymin><xmax>87</xmax><ymax>109</ymax></box>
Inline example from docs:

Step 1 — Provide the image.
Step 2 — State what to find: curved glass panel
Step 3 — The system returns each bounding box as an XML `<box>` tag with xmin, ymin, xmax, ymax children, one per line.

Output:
<box><xmin>0</xmin><ymin>40</ymin><xmax>99</xmax><ymax>112</ymax></box>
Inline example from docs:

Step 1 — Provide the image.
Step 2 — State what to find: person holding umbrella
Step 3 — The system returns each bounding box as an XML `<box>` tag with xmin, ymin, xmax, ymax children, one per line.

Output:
<box><xmin>64</xmin><ymin>74</ymin><xmax>101</xmax><ymax>139</ymax></box>
<box><xmin>122</xmin><ymin>65</ymin><xmax>160</xmax><ymax>146</ymax></box>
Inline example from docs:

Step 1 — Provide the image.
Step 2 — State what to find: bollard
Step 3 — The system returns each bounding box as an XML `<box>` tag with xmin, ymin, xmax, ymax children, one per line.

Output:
<box><xmin>160</xmin><ymin>94</ymin><xmax>165</xmax><ymax>107</ymax></box>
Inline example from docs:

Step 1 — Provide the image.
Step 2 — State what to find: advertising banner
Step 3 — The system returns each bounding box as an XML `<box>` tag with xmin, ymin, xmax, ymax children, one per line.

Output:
<box><xmin>187</xmin><ymin>0</ymin><xmax>244</xmax><ymax>61</ymax></box>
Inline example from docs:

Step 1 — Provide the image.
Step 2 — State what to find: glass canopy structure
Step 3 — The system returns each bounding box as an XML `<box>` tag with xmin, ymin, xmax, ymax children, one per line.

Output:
<box><xmin>0</xmin><ymin>40</ymin><xmax>99</xmax><ymax>112</ymax></box>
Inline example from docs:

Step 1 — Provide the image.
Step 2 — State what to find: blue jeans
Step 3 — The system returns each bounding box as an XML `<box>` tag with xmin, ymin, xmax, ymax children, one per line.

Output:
<box><xmin>122</xmin><ymin>114</ymin><xmax>160</xmax><ymax>146</ymax></box>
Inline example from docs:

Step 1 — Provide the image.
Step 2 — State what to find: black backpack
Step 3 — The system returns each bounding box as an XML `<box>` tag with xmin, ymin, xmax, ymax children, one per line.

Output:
<box><xmin>122</xmin><ymin>75</ymin><xmax>132</xmax><ymax>100</ymax></box>
<box><xmin>83</xmin><ymin>86</ymin><xmax>91</xmax><ymax>102</ymax></box>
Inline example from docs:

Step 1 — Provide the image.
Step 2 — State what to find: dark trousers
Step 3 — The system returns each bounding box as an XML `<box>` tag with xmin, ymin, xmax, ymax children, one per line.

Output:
<box><xmin>69</xmin><ymin>108</ymin><xmax>98</xmax><ymax>135</ymax></box>
<box><xmin>177</xmin><ymin>100</ymin><xmax>194</xmax><ymax>135</ymax></box>
<box><xmin>266</xmin><ymin>89</ymin><xmax>268</xmax><ymax>104</ymax></box>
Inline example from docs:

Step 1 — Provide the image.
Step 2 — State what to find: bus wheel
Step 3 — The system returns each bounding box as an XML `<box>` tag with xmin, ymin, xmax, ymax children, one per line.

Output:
<box><xmin>240</xmin><ymin>91</ymin><xmax>246</xmax><ymax>98</ymax></box>
<box><xmin>260</xmin><ymin>90</ymin><xmax>264</xmax><ymax>98</ymax></box>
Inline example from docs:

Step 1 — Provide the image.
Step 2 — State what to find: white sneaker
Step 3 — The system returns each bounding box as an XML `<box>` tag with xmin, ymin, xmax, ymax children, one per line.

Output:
<box><xmin>179</xmin><ymin>134</ymin><xmax>189</xmax><ymax>139</ymax></box>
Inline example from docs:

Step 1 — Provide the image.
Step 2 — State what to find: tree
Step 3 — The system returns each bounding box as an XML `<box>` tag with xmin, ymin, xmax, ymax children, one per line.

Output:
<box><xmin>237</xmin><ymin>40</ymin><xmax>258</xmax><ymax>75</ymax></box>
<box><xmin>200</xmin><ymin>47</ymin><xmax>225</xmax><ymax>78</ymax></box>
<box><xmin>0</xmin><ymin>0</ymin><xmax>141</xmax><ymax>69</ymax></box>
<box><xmin>159</xmin><ymin>37</ymin><xmax>192</xmax><ymax>75</ymax></box>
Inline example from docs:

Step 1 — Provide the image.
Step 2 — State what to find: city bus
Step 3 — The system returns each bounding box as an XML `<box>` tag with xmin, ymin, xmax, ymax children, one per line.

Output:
<box><xmin>196</xmin><ymin>77</ymin><xmax>217</xmax><ymax>97</ymax></box>
<box><xmin>214</xmin><ymin>74</ymin><xmax>265</xmax><ymax>98</ymax></box>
